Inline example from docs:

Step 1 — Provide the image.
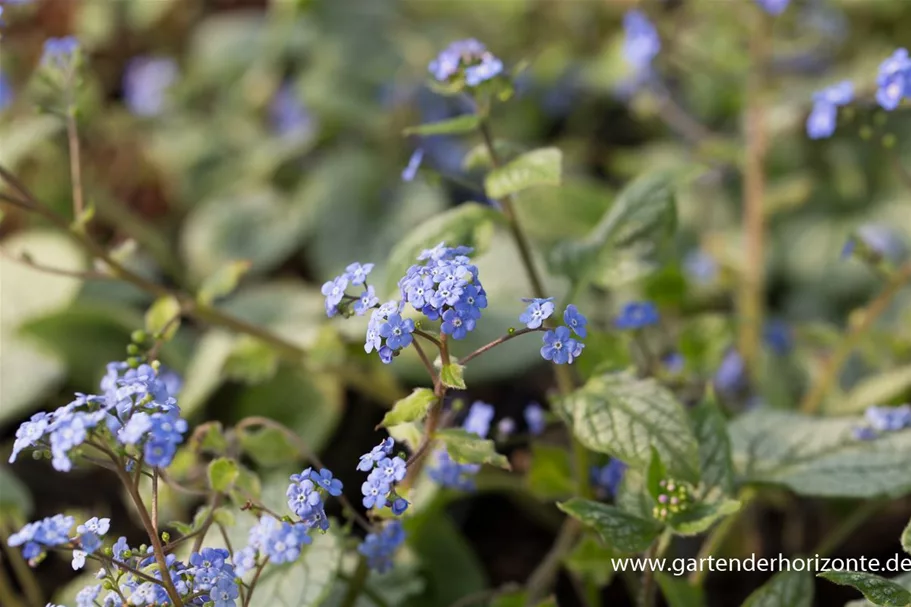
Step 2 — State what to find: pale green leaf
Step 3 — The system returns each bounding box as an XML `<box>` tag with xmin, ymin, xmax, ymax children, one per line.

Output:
<box><xmin>655</xmin><ymin>574</ymin><xmax>706</xmax><ymax>607</ymax></box>
<box><xmin>557</xmin><ymin>498</ymin><xmax>663</xmax><ymax>553</ymax></box>
<box><xmin>436</xmin><ymin>428</ymin><xmax>510</xmax><ymax>469</ymax></box>
<box><xmin>238</xmin><ymin>427</ymin><xmax>299</xmax><ymax>467</ymax></box>
<box><xmin>145</xmin><ymin>295</ymin><xmax>181</xmax><ymax>340</ymax></box>
<box><xmin>440</xmin><ymin>362</ymin><xmax>467</xmax><ymax>390</ymax></box>
<box><xmin>691</xmin><ymin>391</ymin><xmax>735</xmax><ymax>496</ymax></box>
<box><xmin>223</xmin><ymin>336</ymin><xmax>280</xmax><ymax>384</ymax></box>
<box><xmin>668</xmin><ymin>499</ymin><xmax>741</xmax><ymax>536</ymax></box>
<box><xmin>561</xmin><ymin>371</ymin><xmax>700</xmax><ymax>482</ymax></box>
<box><xmin>207</xmin><ymin>458</ymin><xmax>239</xmax><ymax>492</ymax></box>
<box><xmin>847</xmin><ymin>574</ymin><xmax>911</xmax><ymax>607</ymax></box>
<box><xmin>484</xmin><ymin>147</ymin><xmax>562</xmax><ymax>199</ymax></box>
<box><xmin>380</xmin><ymin>388</ymin><xmax>437</xmax><ymax>428</ymax></box>
<box><xmin>730</xmin><ymin>409</ymin><xmax>911</xmax><ymax>498</ymax></box>
<box><xmin>382</xmin><ymin>203</ymin><xmax>502</xmax><ymax>297</ymax></box>
<box><xmin>834</xmin><ymin>365</ymin><xmax>911</xmax><ymax>414</ymax></box>
<box><xmin>403</xmin><ymin>114</ymin><xmax>481</xmax><ymax>136</ymax></box>
<box><xmin>197</xmin><ymin>260</ymin><xmax>252</xmax><ymax>305</ymax></box>
<box><xmin>741</xmin><ymin>570</ymin><xmax>814</xmax><ymax>607</ymax></box>
<box><xmin>903</xmin><ymin>518</ymin><xmax>911</xmax><ymax>555</ymax></box>
<box><xmin>565</xmin><ymin>535</ymin><xmax>616</xmax><ymax>587</ymax></box>
<box><xmin>248</xmin><ymin>528</ymin><xmax>343</xmax><ymax>607</ymax></box>
<box><xmin>526</xmin><ymin>443</ymin><xmax>575</xmax><ymax>500</ymax></box>
<box><xmin>819</xmin><ymin>571</ymin><xmax>911</xmax><ymax>607</ymax></box>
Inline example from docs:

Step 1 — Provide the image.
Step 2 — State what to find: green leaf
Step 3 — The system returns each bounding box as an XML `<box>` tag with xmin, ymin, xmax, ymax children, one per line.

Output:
<box><xmin>380</xmin><ymin>388</ymin><xmax>437</xmax><ymax>428</ymax></box>
<box><xmin>484</xmin><ymin>147</ymin><xmax>562</xmax><ymax>199</ymax></box>
<box><xmin>647</xmin><ymin>446</ymin><xmax>668</xmax><ymax>501</ymax></box>
<box><xmin>382</xmin><ymin>203</ymin><xmax>502</xmax><ymax>297</ymax></box>
<box><xmin>903</xmin><ymin>518</ymin><xmax>911</xmax><ymax>555</ymax></box>
<box><xmin>145</xmin><ymin>295</ymin><xmax>181</xmax><ymax>340</ymax></box>
<box><xmin>223</xmin><ymin>336</ymin><xmax>280</xmax><ymax>384</ymax></box>
<box><xmin>461</xmin><ymin>140</ymin><xmax>520</xmax><ymax>171</ymax></box>
<box><xmin>177</xmin><ymin>330</ymin><xmax>236</xmax><ymax>417</ymax></box>
<box><xmin>233</xmin><ymin>465</ymin><xmax>262</xmax><ymax>502</ymax></box>
<box><xmin>561</xmin><ymin>371</ymin><xmax>700</xmax><ymax>482</ymax></box>
<box><xmin>847</xmin><ymin>574</ymin><xmax>911</xmax><ymax>607</ymax></box>
<box><xmin>247</xmin><ymin>527</ymin><xmax>343</xmax><ymax>607</ymax></box>
<box><xmin>741</xmin><ymin>570</ymin><xmax>814</xmax><ymax>607</ymax></box>
<box><xmin>197</xmin><ymin>260</ymin><xmax>252</xmax><ymax>305</ymax></box>
<box><xmin>834</xmin><ymin>365</ymin><xmax>911</xmax><ymax>414</ymax></box>
<box><xmin>403</xmin><ymin>114</ymin><xmax>481</xmax><ymax>136</ymax></box>
<box><xmin>565</xmin><ymin>534</ymin><xmax>616</xmax><ymax>586</ymax></box>
<box><xmin>668</xmin><ymin>499</ymin><xmax>741</xmax><ymax>536</ymax></box>
<box><xmin>0</xmin><ymin>466</ymin><xmax>32</xmax><ymax>517</ymax></box>
<box><xmin>207</xmin><ymin>458</ymin><xmax>239</xmax><ymax>492</ymax></box>
<box><xmin>527</xmin><ymin>443</ymin><xmax>576</xmax><ymax>500</ymax></box>
<box><xmin>548</xmin><ymin>168</ymin><xmax>679</xmax><ymax>284</ymax></box>
<box><xmin>557</xmin><ymin>498</ymin><xmax>663</xmax><ymax>553</ymax></box>
<box><xmin>691</xmin><ymin>390</ymin><xmax>735</xmax><ymax>496</ymax></box>
<box><xmin>490</xmin><ymin>592</ymin><xmax>528</xmax><ymax>607</ymax></box>
<box><xmin>191</xmin><ymin>422</ymin><xmax>229</xmax><ymax>455</ymax></box>
<box><xmin>436</xmin><ymin>428</ymin><xmax>510</xmax><ymax>469</ymax></box>
<box><xmin>819</xmin><ymin>571</ymin><xmax>911</xmax><ymax>607</ymax></box>
<box><xmin>238</xmin><ymin>426</ymin><xmax>300</xmax><ymax>467</ymax></box>
<box><xmin>655</xmin><ymin>574</ymin><xmax>706</xmax><ymax>607</ymax></box>
<box><xmin>730</xmin><ymin>409</ymin><xmax>911</xmax><ymax>498</ymax></box>
<box><xmin>440</xmin><ymin>363</ymin><xmax>467</xmax><ymax>390</ymax></box>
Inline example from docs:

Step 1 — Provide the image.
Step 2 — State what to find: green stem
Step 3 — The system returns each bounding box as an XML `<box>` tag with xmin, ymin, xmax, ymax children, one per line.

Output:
<box><xmin>340</xmin><ymin>557</ymin><xmax>371</xmax><ymax>607</ymax></box>
<box><xmin>690</xmin><ymin>487</ymin><xmax>756</xmax><ymax>586</ymax></box>
<box><xmin>638</xmin><ymin>540</ymin><xmax>660</xmax><ymax>607</ymax></box>
<box><xmin>813</xmin><ymin>499</ymin><xmax>887</xmax><ymax>558</ymax></box>
<box><xmin>524</xmin><ymin>518</ymin><xmax>583</xmax><ymax>606</ymax></box>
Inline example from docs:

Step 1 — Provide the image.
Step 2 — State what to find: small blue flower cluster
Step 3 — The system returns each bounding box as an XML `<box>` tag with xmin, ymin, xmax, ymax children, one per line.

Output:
<box><xmin>854</xmin><ymin>404</ymin><xmax>911</xmax><ymax>440</ymax></box>
<box><xmin>755</xmin><ymin>0</ymin><xmax>790</xmax><ymax>16</ymax></box>
<box><xmin>358</xmin><ymin>520</ymin><xmax>406</xmax><ymax>573</ymax></box>
<box><xmin>41</xmin><ymin>36</ymin><xmax>79</xmax><ymax>72</ymax></box>
<box><xmin>321</xmin><ymin>262</ymin><xmax>376</xmax><ymax>318</ymax></box>
<box><xmin>806</xmin><ymin>81</ymin><xmax>853</xmax><ymax>139</ymax></box>
<box><xmin>286</xmin><ymin>467</ymin><xmax>342</xmax><ymax>530</ymax></box>
<box><xmin>622</xmin><ymin>11</ymin><xmax>660</xmax><ymax>76</ymax></box>
<box><xmin>523</xmin><ymin>301</ymin><xmax>586</xmax><ymax>365</ymax></box>
<box><xmin>876</xmin><ymin>48</ymin><xmax>911</xmax><ymax>111</ymax></box>
<box><xmin>8</xmin><ymin>514</ymin><xmax>76</xmax><ymax>564</ymax></box>
<box><xmin>591</xmin><ymin>459</ymin><xmax>627</xmax><ymax>498</ymax></box>
<box><xmin>400</xmin><ymin>243</ymin><xmax>487</xmax><ymax>340</ymax></box>
<box><xmin>524</xmin><ymin>402</ymin><xmax>546</xmax><ymax>436</ymax></box>
<box><xmin>9</xmin><ymin>361</ymin><xmax>188</xmax><ymax>472</ymax></box>
<box><xmin>235</xmin><ymin>516</ymin><xmax>312</xmax><ymax>576</ymax></box>
<box><xmin>428</xmin><ymin>39</ymin><xmax>503</xmax><ymax>87</ymax></box>
<box><xmin>357</xmin><ymin>438</ymin><xmax>410</xmax><ymax>515</ymax></box>
<box><xmin>714</xmin><ymin>349</ymin><xmax>747</xmax><ymax>395</ymax></box>
<box><xmin>614</xmin><ymin>302</ymin><xmax>659</xmax><ymax>331</ymax></box>
<box><xmin>428</xmin><ymin>401</ymin><xmax>492</xmax><ymax>490</ymax></box>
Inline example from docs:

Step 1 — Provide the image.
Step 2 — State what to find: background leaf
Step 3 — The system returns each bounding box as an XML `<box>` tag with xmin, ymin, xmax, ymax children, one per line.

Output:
<box><xmin>403</xmin><ymin>114</ymin><xmax>481</xmax><ymax>136</ymax></box>
<box><xmin>819</xmin><ymin>571</ymin><xmax>911</xmax><ymax>607</ymax></box>
<box><xmin>435</xmin><ymin>428</ymin><xmax>510</xmax><ymax>469</ymax></box>
<box><xmin>691</xmin><ymin>391</ymin><xmax>736</xmax><ymax>497</ymax></box>
<box><xmin>484</xmin><ymin>147</ymin><xmax>563</xmax><ymax>199</ymax></box>
<box><xmin>557</xmin><ymin>498</ymin><xmax>663</xmax><ymax>553</ymax></box>
<box><xmin>380</xmin><ymin>388</ymin><xmax>437</xmax><ymax>428</ymax></box>
<box><xmin>740</xmin><ymin>570</ymin><xmax>814</xmax><ymax>607</ymax></box>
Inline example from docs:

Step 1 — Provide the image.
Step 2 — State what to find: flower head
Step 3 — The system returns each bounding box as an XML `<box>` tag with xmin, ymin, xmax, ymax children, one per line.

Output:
<box><xmin>358</xmin><ymin>521</ymin><xmax>406</xmax><ymax>573</ymax></box>
<box><xmin>123</xmin><ymin>56</ymin><xmax>178</xmax><ymax>117</ymax></box>
<box><xmin>614</xmin><ymin>302</ymin><xmax>659</xmax><ymax>330</ymax></box>
<box><xmin>429</xmin><ymin>39</ymin><xmax>503</xmax><ymax>87</ymax></box>
<box><xmin>563</xmin><ymin>304</ymin><xmax>588</xmax><ymax>338</ymax></box>
<box><xmin>463</xmin><ymin>401</ymin><xmax>495</xmax><ymax>438</ymax></box>
<box><xmin>875</xmin><ymin>48</ymin><xmax>911</xmax><ymax>111</ymax></box>
<box><xmin>519</xmin><ymin>297</ymin><xmax>555</xmax><ymax>329</ymax></box>
<box><xmin>540</xmin><ymin>326</ymin><xmax>577</xmax><ymax>365</ymax></box>
<box><xmin>310</xmin><ymin>468</ymin><xmax>343</xmax><ymax>496</ymax></box>
<box><xmin>755</xmin><ymin>0</ymin><xmax>790</xmax><ymax>16</ymax></box>
<box><xmin>524</xmin><ymin>402</ymin><xmax>546</xmax><ymax>435</ymax></box>
<box><xmin>622</xmin><ymin>11</ymin><xmax>660</xmax><ymax>73</ymax></box>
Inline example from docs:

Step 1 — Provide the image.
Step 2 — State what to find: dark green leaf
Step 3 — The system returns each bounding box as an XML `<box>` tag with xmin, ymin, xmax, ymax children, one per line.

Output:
<box><xmin>847</xmin><ymin>574</ymin><xmax>911</xmax><ymax>607</ymax></box>
<box><xmin>557</xmin><ymin>498</ymin><xmax>663</xmax><ymax>553</ymax></box>
<box><xmin>565</xmin><ymin>534</ymin><xmax>615</xmax><ymax>586</ymax></box>
<box><xmin>903</xmin><ymin>518</ymin><xmax>911</xmax><ymax>555</ymax></box>
<box><xmin>668</xmin><ymin>499</ymin><xmax>741</xmax><ymax>536</ymax></box>
<box><xmin>526</xmin><ymin>443</ymin><xmax>575</xmax><ymax>500</ymax></box>
<box><xmin>561</xmin><ymin>371</ymin><xmax>700</xmax><ymax>482</ymax></box>
<box><xmin>383</xmin><ymin>203</ymin><xmax>502</xmax><ymax>297</ymax></box>
<box><xmin>403</xmin><ymin>114</ymin><xmax>480</xmax><ymax>136</ymax></box>
<box><xmin>238</xmin><ymin>426</ymin><xmax>300</xmax><ymax>467</ymax></box>
<box><xmin>380</xmin><ymin>388</ymin><xmax>437</xmax><ymax>428</ymax></box>
<box><xmin>490</xmin><ymin>592</ymin><xmax>528</xmax><ymax>607</ymax></box>
<box><xmin>741</xmin><ymin>570</ymin><xmax>813</xmax><ymax>607</ymax></box>
<box><xmin>730</xmin><ymin>410</ymin><xmax>911</xmax><ymax>498</ymax></box>
<box><xmin>145</xmin><ymin>295</ymin><xmax>181</xmax><ymax>340</ymax></box>
<box><xmin>208</xmin><ymin>458</ymin><xmax>239</xmax><ymax>492</ymax></box>
<box><xmin>656</xmin><ymin>574</ymin><xmax>706</xmax><ymax>607</ymax></box>
<box><xmin>440</xmin><ymin>363</ymin><xmax>466</xmax><ymax>390</ymax></box>
<box><xmin>0</xmin><ymin>466</ymin><xmax>32</xmax><ymax>517</ymax></box>
<box><xmin>819</xmin><ymin>571</ymin><xmax>911</xmax><ymax>607</ymax></box>
<box><xmin>197</xmin><ymin>260</ymin><xmax>252</xmax><ymax>305</ymax></box>
<box><xmin>691</xmin><ymin>390</ymin><xmax>735</xmax><ymax>497</ymax></box>
<box><xmin>192</xmin><ymin>422</ymin><xmax>229</xmax><ymax>455</ymax></box>
<box><xmin>647</xmin><ymin>446</ymin><xmax>668</xmax><ymax>501</ymax></box>
<box><xmin>484</xmin><ymin>147</ymin><xmax>562</xmax><ymax>199</ymax></box>
<box><xmin>436</xmin><ymin>429</ymin><xmax>510</xmax><ymax>469</ymax></box>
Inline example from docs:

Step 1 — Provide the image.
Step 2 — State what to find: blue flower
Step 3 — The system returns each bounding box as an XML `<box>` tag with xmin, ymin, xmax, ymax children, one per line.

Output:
<box><xmin>763</xmin><ymin>320</ymin><xmax>793</xmax><ymax>355</ymax></box>
<box><xmin>865</xmin><ymin>405</ymin><xmax>911</xmax><ymax>432</ymax></box>
<box><xmin>41</xmin><ymin>37</ymin><xmax>79</xmax><ymax>72</ymax></box>
<box><xmin>310</xmin><ymin>468</ymin><xmax>344</xmax><ymax>496</ymax></box>
<box><xmin>806</xmin><ymin>101</ymin><xmax>837</xmax><ymax>139</ymax></box>
<box><xmin>441</xmin><ymin>307</ymin><xmax>473</xmax><ymax>339</ymax></box>
<box><xmin>77</xmin><ymin>517</ymin><xmax>110</xmax><ymax>537</ymax></box>
<box><xmin>591</xmin><ymin>459</ymin><xmax>627</xmax><ymax>497</ymax></box>
<box><xmin>852</xmin><ymin>426</ymin><xmax>877</xmax><ymax>441</ymax></box>
<box><xmin>233</xmin><ymin>546</ymin><xmax>257</xmax><ymax>577</ymax></box>
<box><xmin>76</xmin><ymin>585</ymin><xmax>101</xmax><ymax>607</ymax></box>
<box><xmin>9</xmin><ymin>412</ymin><xmax>50</xmax><ymax>463</ymax></box>
<box><xmin>402</xmin><ymin>149</ymin><xmax>425</xmax><ymax>182</ymax></box>
<box><xmin>353</xmin><ymin>285</ymin><xmax>379</xmax><ymax>316</ymax></box>
<box><xmin>358</xmin><ymin>521</ymin><xmax>406</xmax><ymax>573</ymax></box>
<box><xmin>465</xmin><ymin>56</ymin><xmax>504</xmax><ymax>86</ymax></box>
<box><xmin>428</xmin><ymin>449</ymin><xmax>479</xmax><ymax>490</ymax></box>
<box><xmin>379</xmin><ymin>313</ymin><xmax>415</xmax><ymax>350</ymax></box>
<box><xmin>270</xmin><ymin>82</ymin><xmax>315</xmax><ymax>140</ymax></box>
<box><xmin>429</xmin><ymin>40</ymin><xmax>502</xmax><ymax>87</ymax></box>
<box><xmin>875</xmin><ymin>48</ymin><xmax>911</xmax><ymax>111</ymax></box>
<box><xmin>563</xmin><ymin>304</ymin><xmax>588</xmax><ymax>338</ymax></box>
<box><xmin>72</xmin><ymin>549</ymin><xmax>87</xmax><ymax>570</ymax></box>
<box><xmin>663</xmin><ymin>353</ymin><xmax>685</xmax><ymax>374</ymax></box>
<box><xmin>463</xmin><ymin>401</ymin><xmax>495</xmax><ymax>438</ymax></box>
<box><xmin>376</xmin><ymin>457</ymin><xmax>407</xmax><ymax>484</ymax></box>
<box><xmin>622</xmin><ymin>11</ymin><xmax>660</xmax><ymax>73</ymax></box>
<box><xmin>524</xmin><ymin>403</ymin><xmax>546</xmax><ymax>435</ymax></box>
<box><xmin>614</xmin><ymin>302</ymin><xmax>659</xmax><ymax>330</ymax></box>
<box><xmin>321</xmin><ymin>274</ymin><xmax>349</xmax><ymax>317</ymax></box>
<box><xmin>0</xmin><ymin>70</ymin><xmax>12</xmax><ymax>111</ymax></box>
<box><xmin>345</xmin><ymin>262</ymin><xmax>374</xmax><ymax>286</ymax></box>
<box><xmin>211</xmin><ymin>578</ymin><xmax>239</xmax><ymax>607</ymax></box>
<box><xmin>391</xmin><ymin>497</ymin><xmax>409</xmax><ymax>516</ymax></box>
<box><xmin>361</xmin><ymin>475</ymin><xmax>391</xmax><ymax>509</ymax></box>
<box><xmin>714</xmin><ymin>349</ymin><xmax>747</xmax><ymax>395</ymax></box>
<box><xmin>540</xmin><ymin>326</ymin><xmax>577</xmax><ymax>365</ymax></box>
<box><xmin>755</xmin><ymin>0</ymin><xmax>790</xmax><ymax>15</ymax></box>
<box><xmin>497</xmin><ymin>417</ymin><xmax>516</xmax><ymax>438</ymax></box>
<box><xmin>287</xmin><ymin>477</ymin><xmax>322</xmax><ymax>518</ymax></box>
<box><xmin>683</xmin><ymin>250</ymin><xmax>718</xmax><ymax>284</ymax></box>
<box><xmin>259</xmin><ymin>519</ymin><xmax>311</xmax><ymax>564</ymax></box>
<box><xmin>519</xmin><ymin>297</ymin><xmax>555</xmax><ymax>329</ymax></box>
<box><xmin>111</xmin><ymin>536</ymin><xmax>130</xmax><ymax>560</ymax></box>
<box><xmin>357</xmin><ymin>438</ymin><xmax>395</xmax><ymax>472</ymax></box>
<box><xmin>814</xmin><ymin>80</ymin><xmax>854</xmax><ymax>106</ymax></box>
<box><xmin>122</xmin><ymin>56</ymin><xmax>178</xmax><ymax>117</ymax></box>
<box><xmin>8</xmin><ymin>514</ymin><xmax>75</xmax><ymax>562</ymax></box>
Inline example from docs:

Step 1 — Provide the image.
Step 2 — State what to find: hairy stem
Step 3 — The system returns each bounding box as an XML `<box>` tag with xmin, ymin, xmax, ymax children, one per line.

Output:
<box><xmin>411</xmin><ymin>337</ymin><xmax>440</xmax><ymax>391</ymax></box>
<box><xmin>65</xmin><ymin>103</ymin><xmax>85</xmax><ymax>219</ymax></box>
<box><xmin>242</xmin><ymin>558</ymin><xmax>270</xmax><ymax>607</ymax></box>
<box><xmin>801</xmin><ymin>261</ymin><xmax>911</xmax><ymax>413</ymax></box>
<box><xmin>460</xmin><ymin>327</ymin><xmax>544</xmax><ymax>365</ymax></box>
<box><xmin>690</xmin><ymin>488</ymin><xmax>756</xmax><ymax>586</ymax></box>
